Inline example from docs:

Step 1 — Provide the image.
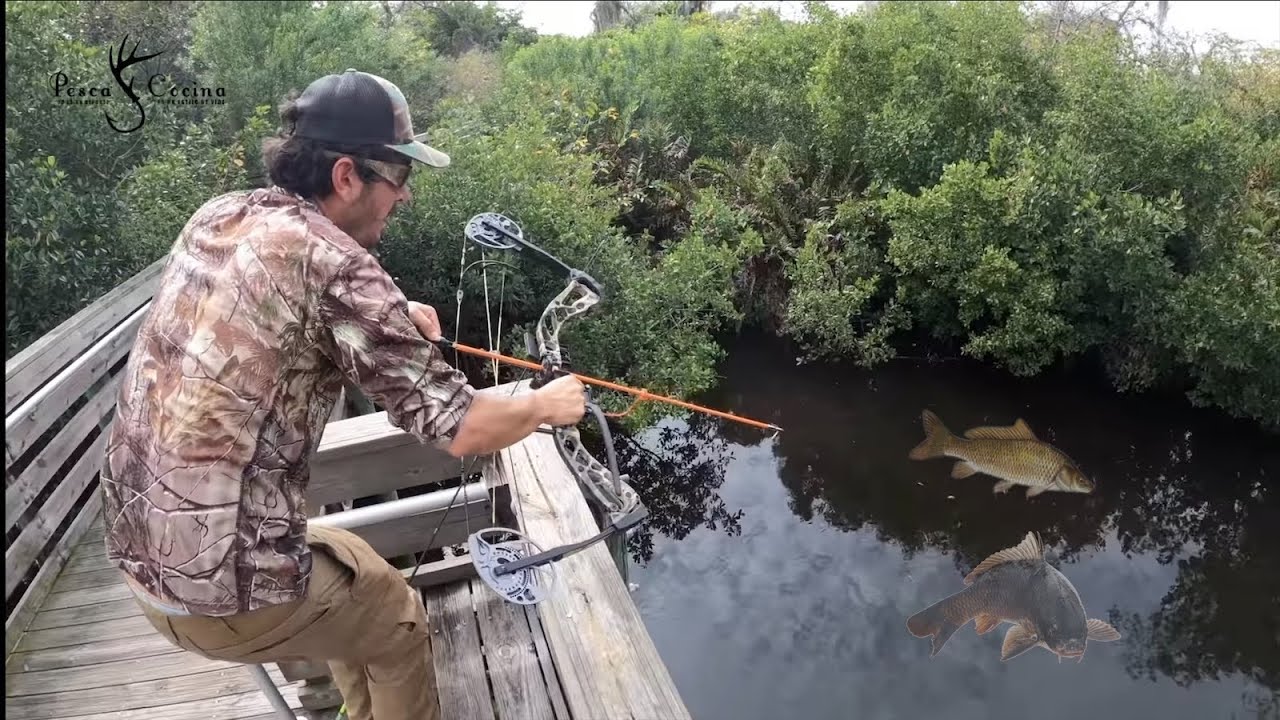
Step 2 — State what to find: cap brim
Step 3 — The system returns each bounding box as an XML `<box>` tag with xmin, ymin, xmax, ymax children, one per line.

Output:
<box><xmin>387</xmin><ymin>134</ymin><xmax>450</xmax><ymax>168</ymax></box>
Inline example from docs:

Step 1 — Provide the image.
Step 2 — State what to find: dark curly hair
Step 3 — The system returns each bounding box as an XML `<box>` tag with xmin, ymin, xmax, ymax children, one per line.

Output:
<box><xmin>261</xmin><ymin>95</ymin><xmax>409</xmax><ymax>200</ymax></box>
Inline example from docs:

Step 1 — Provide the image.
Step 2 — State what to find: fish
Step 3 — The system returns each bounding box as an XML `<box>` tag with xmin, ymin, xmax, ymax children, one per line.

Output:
<box><xmin>905</xmin><ymin>532</ymin><xmax>1121</xmax><ymax>662</ymax></box>
<box><xmin>907</xmin><ymin>409</ymin><xmax>1094</xmax><ymax>496</ymax></box>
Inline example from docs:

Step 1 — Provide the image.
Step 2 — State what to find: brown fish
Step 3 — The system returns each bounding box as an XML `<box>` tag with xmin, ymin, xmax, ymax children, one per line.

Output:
<box><xmin>908</xmin><ymin>409</ymin><xmax>1094</xmax><ymax>496</ymax></box>
<box><xmin>906</xmin><ymin>532</ymin><xmax>1121</xmax><ymax>662</ymax></box>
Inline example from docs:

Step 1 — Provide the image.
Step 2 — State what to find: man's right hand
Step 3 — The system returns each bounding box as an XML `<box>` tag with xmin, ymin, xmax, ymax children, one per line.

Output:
<box><xmin>535</xmin><ymin>373</ymin><xmax>587</xmax><ymax>427</ymax></box>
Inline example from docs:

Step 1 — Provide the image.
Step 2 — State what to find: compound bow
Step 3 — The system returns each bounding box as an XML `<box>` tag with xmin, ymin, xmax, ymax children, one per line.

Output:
<box><xmin>415</xmin><ymin>212</ymin><xmax>648</xmax><ymax>606</ymax></box>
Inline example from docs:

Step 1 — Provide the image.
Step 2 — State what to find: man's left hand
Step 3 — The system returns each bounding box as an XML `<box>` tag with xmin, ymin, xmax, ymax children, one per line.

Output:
<box><xmin>408</xmin><ymin>301</ymin><xmax>443</xmax><ymax>342</ymax></box>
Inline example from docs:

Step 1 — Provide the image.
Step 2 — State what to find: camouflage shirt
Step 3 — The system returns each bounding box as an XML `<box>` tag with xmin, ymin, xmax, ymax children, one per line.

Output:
<box><xmin>101</xmin><ymin>185</ymin><xmax>476</xmax><ymax>616</ymax></box>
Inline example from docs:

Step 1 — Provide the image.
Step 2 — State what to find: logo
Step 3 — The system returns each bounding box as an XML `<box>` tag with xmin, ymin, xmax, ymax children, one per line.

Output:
<box><xmin>106</xmin><ymin>35</ymin><xmax>163</xmax><ymax>133</ymax></box>
<box><xmin>49</xmin><ymin>35</ymin><xmax>227</xmax><ymax>134</ymax></box>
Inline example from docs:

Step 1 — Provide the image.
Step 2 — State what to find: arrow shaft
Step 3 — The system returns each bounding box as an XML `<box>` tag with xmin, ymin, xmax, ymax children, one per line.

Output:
<box><xmin>438</xmin><ymin>339</ymin><xmax>781</xmax><ymax>433</ymax></box>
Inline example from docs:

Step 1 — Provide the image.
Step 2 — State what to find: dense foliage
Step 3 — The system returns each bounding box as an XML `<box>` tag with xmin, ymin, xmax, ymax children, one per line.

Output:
<box><xmin>6</xmin><ymin>0</ymin><xmax>1277</xmax><ymax>429</ymax></box>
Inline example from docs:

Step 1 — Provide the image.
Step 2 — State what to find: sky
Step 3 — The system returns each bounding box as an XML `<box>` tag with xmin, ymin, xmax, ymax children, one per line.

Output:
<box><xmin>493</xmin><ymin>0</ymin><xmax>1280</xmax><ymax>49</ymax></box>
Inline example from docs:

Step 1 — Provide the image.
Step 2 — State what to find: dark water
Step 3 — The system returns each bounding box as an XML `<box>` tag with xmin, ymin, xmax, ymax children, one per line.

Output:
<box><xmin>618</xmin><ymin>335</ymin><xmax>1280</xmax><ymax>720</ymax></box>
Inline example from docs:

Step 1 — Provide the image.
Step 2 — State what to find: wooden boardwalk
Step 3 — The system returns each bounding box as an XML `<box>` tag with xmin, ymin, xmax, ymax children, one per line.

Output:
<box><xmin>6</xmin><ymin>409</ymin><xmax>689</xmax><ymax>720</ymax></box>
<box><xmin>5</xmin><ymin>257</ymin><xmax>688</xmax><ymax>720</ymax></box>
<box><xmin>6</xmin><ymin>512</ymin><xmax>305</xmax><ymax>720</ymax></box>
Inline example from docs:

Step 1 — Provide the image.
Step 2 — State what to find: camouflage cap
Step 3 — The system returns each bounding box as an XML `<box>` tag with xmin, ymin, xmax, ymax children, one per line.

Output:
<box><xmin>293</xmin><ymin>69</ymin><xmax>449</xmax><ymax>168</ymax></box>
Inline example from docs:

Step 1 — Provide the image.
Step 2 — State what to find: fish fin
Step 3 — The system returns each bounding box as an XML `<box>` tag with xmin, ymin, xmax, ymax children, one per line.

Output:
<box><xmin>964</xmin><ymin>532</ymin><xmax>1044</xmax><ymax>584</ymax></box>
<box><xmin>1086</xmin><ymin>619</ymin><xmax>1121</xmax><ymax>642</ymax></box>
<box><xmin>992</xmin><ymin>480</ymin><xmax>1015</xmax><ymax>494</ymax></box>
<box><xmin>1001</xmin><ymin>623</ymin><xmax>1040</xmax><ymax>662</ymax></box>
<box><xmin>1026</xmin><ymin>484</ymin><xmax>1048</xmax><ymax>497</ymax></box>
<box><xmin>906</xmin><ymin>596</ymin><xmax>963</xmax><ymax>658</ymax></box>
<box><xmin>964</xmin><ymin>419</ymin><xmax>1038</xmax><ymax>441</ymax></box>
<box><xmin>974</xmin><ymin>614</ymin><xmax>1001</xmax><ymax>635</ymax></box>
<box><xmin>951</xmin><ymin>461</ymin><xmax>978</xmax><ymax>479</ymax></box>
<box><xmin>908</xmin><ymin>409</ymin><xmax>953</xmax><ymax>461</ymax></box>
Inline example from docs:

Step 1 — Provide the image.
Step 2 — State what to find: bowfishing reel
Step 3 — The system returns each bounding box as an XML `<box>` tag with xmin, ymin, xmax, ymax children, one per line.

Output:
<box><xmin>468</xmin><ymin>528</ymin><xmax>560</xmax><ymax>605</ymax></box>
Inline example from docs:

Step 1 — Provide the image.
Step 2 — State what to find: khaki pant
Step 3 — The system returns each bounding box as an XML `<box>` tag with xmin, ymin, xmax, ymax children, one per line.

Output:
<box><xmin>136</xmin><ymin>525</ymin><xmax>438</xmax><ymax>720</ymax></box>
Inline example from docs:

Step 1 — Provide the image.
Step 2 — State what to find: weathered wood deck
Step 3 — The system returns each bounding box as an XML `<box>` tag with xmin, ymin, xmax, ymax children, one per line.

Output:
<box><xmin>5</xmin><ymin>258</ymin><xmax>690</xmax><ymax>720</ymax></box>
<box><xmin>6</xmin><ymin>420</ymin><xmax>686</xmax><ymax>720</ymax></box>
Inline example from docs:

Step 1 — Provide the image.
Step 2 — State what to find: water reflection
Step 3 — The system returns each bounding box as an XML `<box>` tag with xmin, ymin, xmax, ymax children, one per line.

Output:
<box><xmin>611</xmin><ymin>417</ymin><xmax>743</xmax><ymax>563</ymax></box>
<box><xmin>619</xmin><ymin>333</ymin><xmax>1279</xmax><ymax>719</ymax></box>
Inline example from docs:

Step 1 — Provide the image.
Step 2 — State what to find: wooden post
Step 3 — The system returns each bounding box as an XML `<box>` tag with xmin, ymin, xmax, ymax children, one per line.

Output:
<box><xmin>609</xmin><ymin>535</ymin><xmax>629</xmax><ymax>585</ymax></box>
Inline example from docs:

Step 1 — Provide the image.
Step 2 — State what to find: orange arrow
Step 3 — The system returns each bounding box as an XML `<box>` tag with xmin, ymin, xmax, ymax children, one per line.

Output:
<box><xmin>437</xmin><ymin>339</ymin><xmax>782</xmax><ymax>433</ymax></box>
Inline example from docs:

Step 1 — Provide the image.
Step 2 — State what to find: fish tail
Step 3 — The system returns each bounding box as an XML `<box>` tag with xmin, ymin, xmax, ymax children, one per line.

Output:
<box><xmin>906</xmin><ymin>597</ymin><xmax>963</xmax><ymax>657</ymax></box>
<box><xmin>908</xmin><ymin>409</ymin><xmax>953</xmax><ymax>461</ymax></box>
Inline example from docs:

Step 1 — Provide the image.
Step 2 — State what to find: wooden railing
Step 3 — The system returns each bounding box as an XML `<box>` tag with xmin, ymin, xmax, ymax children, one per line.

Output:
<box><xmin>5</xmin><ymin>257</ymin><xmax>166</xmax><ymax>655</ymax></box>
<box><xmin>4</xmin><ymin>258</ymin><xmax>507</xmax><ymax>714</ymax></box>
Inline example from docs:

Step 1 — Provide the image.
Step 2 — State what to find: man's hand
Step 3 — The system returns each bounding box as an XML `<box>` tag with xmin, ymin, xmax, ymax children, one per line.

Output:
<box><xmin>534</xmin><ymin>373</ymin><xmax>587</xmax><ymax>427</ymax></box>
<box><xmin>407</xmin><ymin>301</ymin><xmax>443</xmax><ymax>342</ymax></box>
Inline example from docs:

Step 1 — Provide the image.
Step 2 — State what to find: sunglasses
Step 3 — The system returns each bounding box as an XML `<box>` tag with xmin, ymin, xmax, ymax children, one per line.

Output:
<box><xmin>361</xmin><ymin>157</ymin><xmax>413</xmax><ymax>188</ymax></box>
<box><xmin>322</xmin><ymin>151</ymin><xmax>412</xmax><ymax>188</ymax></box>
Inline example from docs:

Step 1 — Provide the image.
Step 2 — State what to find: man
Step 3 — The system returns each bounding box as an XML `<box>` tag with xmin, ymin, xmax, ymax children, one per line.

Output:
<box><xmin>100</xmin><ymin>69</ymin><xmax>587</xmax><ymax>720</ymax></box>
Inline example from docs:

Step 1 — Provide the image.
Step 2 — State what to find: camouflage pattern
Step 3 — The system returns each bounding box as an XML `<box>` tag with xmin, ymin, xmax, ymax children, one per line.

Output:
<box><xmin>101</xmin><ymin>186</ymin><xmax>476</xmax><ymax>616</ymax></box>
<box><xmin>370</xmin><ymin>72</ymin><xmax>450</xmax><ymax>168</ymax></box>
<box><xmin>370</xmin><ymin>74</ymin><xmax>416</xmax><ymax>143</ymax></box>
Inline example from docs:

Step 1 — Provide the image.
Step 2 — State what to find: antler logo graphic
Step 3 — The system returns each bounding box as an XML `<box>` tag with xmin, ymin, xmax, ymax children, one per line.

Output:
<box><xmin>106</xmin><ymin>35</ymin><xmax>162</xmax><ymax>134</ymax></box>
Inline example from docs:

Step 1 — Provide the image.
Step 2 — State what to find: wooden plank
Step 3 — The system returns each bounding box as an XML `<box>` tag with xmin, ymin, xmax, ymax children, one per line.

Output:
<box><xmin>425</xmin><ymin>581</ymin><xmax>496</xmax><ymax>720</ymax></box>
<box><xmin>45</xmin><ymin>687</ymin><xmax>304</xmax><ymax>720</ymax></box>
<box><xmin>308</xmin><ymin>482</ymin><xmax>492</xmax><ymax>559</ymax></box>
<box><xmin>5</xmin><ymin>372</ymin><xmax>120</xmax><ymax>521</ymax></box>
<box><xmin>62</xmin><ymin>544</ymin><xmax>116</xmax><ymax>575</ymax></box>
<box><xmin>505</xmin><ymin>426</ymin><xmax>691</xmax><ymax>720</ymax></box>
<box><xmin>60</xmin><ymin>537</ymin><xmax>109</xmax><ymax>565</ymax></box>
<box><xmin>402</xmin><ymin>553</ymin><xmax>477</xmax><ymax>589</ymax></box>
<box><xmin>42</xmin><ymin>582</ymin><xmax>133</xmax><ymax>611</ymax></box>
<box><xmin>48</xmin><ymin>566</ymin><xmax>121</xmax><ymax>593</ymax></box>
<box><xmin>524</xmin><ymin>604</ymin><xmax>571</xmax><ymax>720</ymax></box>
<box><xmin>6</xmin><ymin>633</ymin><xmax>181</xmax><ymax>673</ymax></box>
<box><xmin>7</xmin><ymin>665</ymin><xmax>286</xmax><ymax>719</ymax></box>
<box><xmin>13</xmin><ymin>613</ymin><xmax>155</xmax><ymax>653</ymax></box>
<box><xmin>6</xmin><ymin>651</ymin><xmax>237</xmax><ymax>696</ymax></box>
<box><xmin>472</xmin><ymin>579</ymin><xmax>556</xmax><ymax>720</ymax></box>
<box><xmin>309</xmin><ymin>411</ymin><xmax>485</xmax><ymax>507</ymax></box>
<box><xmin>5</xmin><ymin>257</ymin><xmax>163</xmax><ymax>414</ymax></box>
<box><xmin>5</xmin><ymin>302</ymin><xmax>146</xmax><ymax>465</ymax></box>
<box><xmin>476</xmin><ymin>434</ymin><xmax>568</xmax><ymax>720</ymax></box>
<box><xmin>28</xmin><ymin>597</ymin><xmax>141</xmax><ymax>631</ymax></box>
<box><xmin>307</xmin><ymin>381</ymin><xmax>517</xmax><ymax>507</ymax></box>
<box><xmin>4</xmin><ymin>492</ymin><xmax>102</xmax><ymax>658</ymax></box>
<box><xmin>5</xmin><ymin>430</ymin><xmax>110</xmax><ymax>598</ymax></box>
<box><xmin>79</xmin><ymin>526</ymin><xmax>106</xmax><ymax>547</ymax></box>
<box><xmin>6</xmin><ymin>666</ymin><xmax>298</xmax><ymax>717</ymax></box>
